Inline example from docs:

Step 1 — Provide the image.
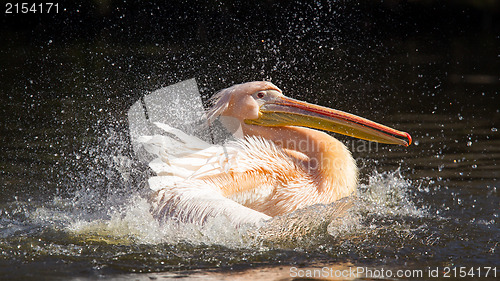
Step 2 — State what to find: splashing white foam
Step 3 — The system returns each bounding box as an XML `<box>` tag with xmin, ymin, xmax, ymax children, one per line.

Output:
<box><xmin>327</xmin><ymin>169</ymin><xmax>424</xmax><ymax>238</ymax></box>
<box><xmin>65</xmin><ymin>195</ymin><xmax>257</xmax><ymax>248</ymax></box>
<box><xmin>357</xmin><ymin>169</ymin><xmax>423</xmax><ymax>217</ymax></box>
<box><xmin>28</xmin><ymin>168</ymin><xmax>422</xmax><ymax>248</ymax></box>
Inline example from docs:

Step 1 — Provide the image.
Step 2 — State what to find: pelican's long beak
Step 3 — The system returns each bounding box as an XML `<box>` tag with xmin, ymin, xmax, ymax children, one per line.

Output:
<box><xmin>245</xmin><ymin>95</ymin><xmax>412</xmax><ymax>146</ymax></box>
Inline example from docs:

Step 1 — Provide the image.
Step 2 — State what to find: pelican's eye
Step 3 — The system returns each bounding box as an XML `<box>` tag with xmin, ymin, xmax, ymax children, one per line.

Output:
<box><xmin>257</xmin><ymin>91</ymin><xmax>265</xmax><ymax>99</ymax></box>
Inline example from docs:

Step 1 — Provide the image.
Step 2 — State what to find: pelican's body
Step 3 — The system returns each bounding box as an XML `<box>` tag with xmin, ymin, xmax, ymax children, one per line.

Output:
<box><xmin>212</xmin><ymin>126</ymin><xmax>357</xmax><ymax>217</ymax></box>
<box><xmin>139</xmin><ymin>81</ymin><xmax>411</xmax><ymax>226</ymax></box>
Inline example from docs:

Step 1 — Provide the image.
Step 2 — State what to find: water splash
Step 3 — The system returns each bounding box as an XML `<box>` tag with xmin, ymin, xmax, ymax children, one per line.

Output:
<box><xmin>1</xmin><ymin>170</ymin><xmax>416</xmax><ymax>262</ymax></box>
<box><xmin>25</xmin><ymin>167</ymin><xmax>424</xmax><ymax>250</ymax></box>
<box><xmin>66</xmin><ymin>195</ymin><xmax>256</xmax><ymax>248</ymax></box>
<box><xmin>357</xmin><ymin>169</ymin><xmax>424</xmax><ymax>218</ymax></box>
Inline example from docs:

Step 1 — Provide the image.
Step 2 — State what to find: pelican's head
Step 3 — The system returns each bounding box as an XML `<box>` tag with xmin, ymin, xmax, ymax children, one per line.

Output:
<box><xmin>208</xmin><ymin>81</ymin><xmax>411</xmax><ymax>146</ymax></box>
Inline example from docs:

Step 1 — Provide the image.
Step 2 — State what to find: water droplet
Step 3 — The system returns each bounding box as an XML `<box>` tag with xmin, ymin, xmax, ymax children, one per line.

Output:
<box><xmin>472</xmin><ymin>164</ymin><xmax>477</xmax><ymax>169</ymax></box>
<box><xmin>492</xmin><ymin>127</ymin><xmax>498</xmax><ymax>132</ymax></box>
<box><xmin>467</xmin><ymin>141</ymin><xmax>472</xmax><ymax>146</ymax></box>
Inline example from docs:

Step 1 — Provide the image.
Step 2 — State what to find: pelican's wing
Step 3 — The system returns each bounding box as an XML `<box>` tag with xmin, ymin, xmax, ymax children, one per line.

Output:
<box><xmin>139</xmin><ymin>123</ymin><xmax>273</xmax><ymax>226</ymax></box>
<box><xmin>137</xmin><ymin>122</ymin><xmax>219</xmax><ymax>186</ymax></box>
<box><xmin>149</xmin><ymin>177</ymin><xmax>271</xmax><ymax>227</ymax></box>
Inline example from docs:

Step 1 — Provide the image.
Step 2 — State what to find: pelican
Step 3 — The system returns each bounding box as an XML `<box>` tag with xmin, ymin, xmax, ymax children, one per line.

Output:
<box><xmin>138</xmin><ymin>81</ymin><xmax>411</xmax><ymax>227</ymax></box>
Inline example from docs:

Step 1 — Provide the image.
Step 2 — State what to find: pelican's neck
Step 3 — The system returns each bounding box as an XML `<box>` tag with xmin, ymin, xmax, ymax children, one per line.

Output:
<box><xmin>241</xmin><ymin>124</ymin><xmax>357</xmax><ymax>199</ymax></box>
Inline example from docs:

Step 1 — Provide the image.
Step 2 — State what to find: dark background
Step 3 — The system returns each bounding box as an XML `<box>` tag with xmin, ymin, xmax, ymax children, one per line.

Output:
<box><xmin>2</xmin><ymin>0</ymin><xmax>499</xmax><ymax>42</ymax></box>
<box><xmin>0</xmin><ymin>0</ymin><xmax>499</xmax><ymax>197</ymax></box>
<box><xmin>1</xmin><ymin>0</ymin><xmax>498</xmax><ymax>109</ymax></box>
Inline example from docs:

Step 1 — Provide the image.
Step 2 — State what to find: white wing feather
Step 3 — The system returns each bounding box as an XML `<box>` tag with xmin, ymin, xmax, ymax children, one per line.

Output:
<box><xmin>150</xmin><ymin>179</ymin><xmax>270</xmax><ymax>227</ymax></box>
<box><xmin>137</xmin><ymin>122</ymin><xmax>271</xmax><ymax>227</ymax></box>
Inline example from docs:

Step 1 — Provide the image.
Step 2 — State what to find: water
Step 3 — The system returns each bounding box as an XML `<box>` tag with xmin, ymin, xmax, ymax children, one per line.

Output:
<box><xmin>1</xmin><ymin>3</ymin><xmax>499</xmax><ymax>280</ymax></box>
